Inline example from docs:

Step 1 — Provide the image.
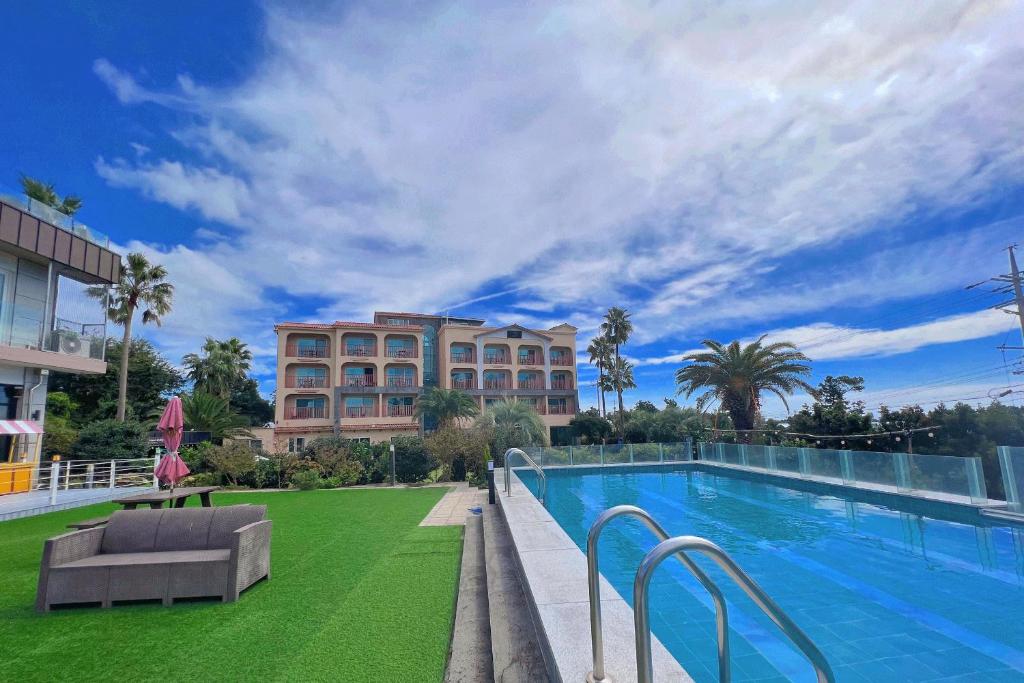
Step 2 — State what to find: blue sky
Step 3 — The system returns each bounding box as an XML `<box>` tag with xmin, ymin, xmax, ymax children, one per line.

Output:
<box><xmin>1</xmin><ymin>1</ymin><xmax>1023</xmax><ymax>416</ymax></box>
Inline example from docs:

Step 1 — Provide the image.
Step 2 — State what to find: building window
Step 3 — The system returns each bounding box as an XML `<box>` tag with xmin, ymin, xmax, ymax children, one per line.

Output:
<box><xmin>506</xmin><ymin>330</ymin><xmax>522</xmax><ymax>338</ymax></box>
<box><xmin>288</xmin><ymin>437</ymin><xmax>306</xmax><ymax>453</ymax></box>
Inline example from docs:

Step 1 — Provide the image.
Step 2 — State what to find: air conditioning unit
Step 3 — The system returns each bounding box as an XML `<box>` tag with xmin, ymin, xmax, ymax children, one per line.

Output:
<box><xmin>51</xmin><ymin>330</ymin><xmax>92</xmax><ymax>358</ymax></box>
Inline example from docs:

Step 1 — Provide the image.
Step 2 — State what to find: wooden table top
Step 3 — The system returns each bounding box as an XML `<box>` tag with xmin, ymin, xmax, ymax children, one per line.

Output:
<box><xmin>113</xmin><ymin>486</ymin><xmax>219</xmax><ymax>504</ymax></box>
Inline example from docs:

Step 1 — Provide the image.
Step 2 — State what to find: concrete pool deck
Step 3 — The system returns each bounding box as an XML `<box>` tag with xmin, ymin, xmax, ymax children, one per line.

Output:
<box><xmin>497</xmin><ymin>467</ymin><xmax>692</xmax><ymax>682</ymax></box>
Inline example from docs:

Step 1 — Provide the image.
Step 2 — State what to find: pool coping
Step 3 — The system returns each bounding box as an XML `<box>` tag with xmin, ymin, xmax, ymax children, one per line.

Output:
<box><xmin>496</xmin><ymin>467</ymin><xmax>693</xmax><ymax>683</ymax></box>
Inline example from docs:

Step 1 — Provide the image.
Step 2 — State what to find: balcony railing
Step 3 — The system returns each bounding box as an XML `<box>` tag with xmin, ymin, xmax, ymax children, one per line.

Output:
<box><xmin>386</xmin><ymin>346</ymin><xmax>418</xmax><ymax>359</ymax></box>
<box><xmin>450</xmin><ymin>351</ymin><xmax>475</xmax><ymax>363</ymax></box>
<box><xmin>517</xmin><ymin>379</ymin><xmax>543</xmax><ymax>389</ymax></box>
<box><xmin>547</xmin><ymin>403</ymin><xmax>571</xmax><ymax>415</ymax></box>
<box><xmin>550</xmin><ymin>379</ymin><xmax>573</xmax><ymax>390</ymax></box>
<box><xmin>484</xmin><ymin>379</ymin><xmax>510</xmax><ymax>390</ymax></box>
<box><xmin>387</xmin><ymin>404</ymin><xmax>414</xmax><ymax>417</ymax></box>
<box><xmin>521</xmin><ymin>401</ymin><xmax>546</xmax><ymax>415</ymax></box>
<box><xmin>386</xmin><ymin>377</ymin><xmax>416</xmax><ymax>388</ymax></box>
<box><xmin>286</xmin><ymin>343</ymin><xmax>329</xmax><ymax>358</ymax></box>
<box><xmin>0</xmin><ymin>185</ymin><xmax>110</xmax><ymax>248</ymax></box>
<box><xmin>550</xmin><ymin>355</ymin><xmax>573</xmax><ymax>366</ymax></box>
<box><xmin>484</xmin><ymin>354</ymin><xmax>511</xmax><ymax>365</ymax></box>
<box><xmin>343</xmin><ymin>375</ymin><xmax>377</xmax><ymax>387</ymax></box>
<box><xmin>287</xmin><ymin>406</ymin><xmax>327</xmax><ymax>420</ymax></box>
<box><xmin>344</xmin><ymin>345</ymin><xmax>377</xmax><ymax>357</ymax></box>
<box><xmin>451</xmin><ymin>378</ymin><xmax>474</xmax><ymax>389</ymax></box>
<box><xmin>518</xmin><ymin>354</ymin><xmax>543</xmax><ymax>366</ymax></box>
<box><xmin>285</xmin><ymin>375</ymin><xmax>329</xmax><ymax>389</ymax></box>
<box><xmin>345</xmin><ymin>406</ymin><xmax>379</xmax><ymax>418</ymax></box>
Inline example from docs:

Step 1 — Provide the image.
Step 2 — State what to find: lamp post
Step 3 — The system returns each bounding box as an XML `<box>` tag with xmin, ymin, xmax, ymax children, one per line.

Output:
<box><xmin>389</xmin><ymin>443</ymin><xmax>396</xmax><ymax>486</ymax></box>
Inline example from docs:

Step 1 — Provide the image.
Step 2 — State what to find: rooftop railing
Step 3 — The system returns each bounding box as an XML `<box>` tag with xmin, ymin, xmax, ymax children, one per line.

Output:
<box><xmin>699</xmin><ymin>443</ymin><xmax>989</xmax><ymax>503</ymax></box>
<box><xmin>0</xmin><ymin>185</ymin><xmax>110</xmax><ymax>248</ymax></box>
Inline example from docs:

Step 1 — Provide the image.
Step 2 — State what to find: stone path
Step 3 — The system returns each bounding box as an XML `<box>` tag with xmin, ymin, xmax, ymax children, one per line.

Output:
<box><xmin>421</xmin><ymin>482</ymin><xmax>487</xmax><ymax>526</ymax></box>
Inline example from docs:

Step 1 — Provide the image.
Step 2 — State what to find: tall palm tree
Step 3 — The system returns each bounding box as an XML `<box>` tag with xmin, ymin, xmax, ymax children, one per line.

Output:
<box><xmin>475</xmin><ymin>398</ymin><xmax>549</xmax><ymax>453</ymax></box>
<box><xmin>184</xmin><ymin>337</ymin><xmax>253</xmax><ymax>399</ymax></box>
<box><xmin>88</xmin><ymin>253</ymin><xmax>173</xmax><ymax>421</ymax></box>
<box><xmin>413</xmin><ymin>387</ymin><xmax>479</xmax><ymax>429</ymax></box>
<box><xmin>586</xmin><ymin>336</ymin><xmax>613</xmax><ymax>417</ymax></box>
<box><xmin>675</xmin><ymin>337</ymin><xmax>815</xmax><ymax>443</ymax></box>
<box><xmin>20</xmin><ymin>175</ymin><xmax>82</xmax><ymax>216</ymax></box>
<box><xmin>601</xmin><ymin>307</ymin><xmax>633</xmax><ymax>434</ymax></box>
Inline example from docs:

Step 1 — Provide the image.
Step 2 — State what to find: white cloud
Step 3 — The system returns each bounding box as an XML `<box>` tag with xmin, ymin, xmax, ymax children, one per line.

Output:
<box><xmin>91</xmin><ymin>1</ymin><xmax>1024</xmax><ymax>371</ymax></box>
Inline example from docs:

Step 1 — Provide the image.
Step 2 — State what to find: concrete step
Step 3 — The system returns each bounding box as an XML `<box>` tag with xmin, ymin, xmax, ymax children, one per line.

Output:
<box><xmin>446</xmin><ymin>513</ymin><xmax>494</xmax><ymax>683</ymax></box>
<box><xmin>482</xmin><ymin>505</ymin><xmax>551</xmax><ymax>683</ymax></box>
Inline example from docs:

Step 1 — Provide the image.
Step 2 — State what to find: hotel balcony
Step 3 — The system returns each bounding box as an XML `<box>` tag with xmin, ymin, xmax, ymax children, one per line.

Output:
<box><xmin>284</xmin><ymin>373</ymin><xmax>330</xmax><ymax>389</ymax></box>
<box><xmin>343</xmin><ymin>375</ymin><xmax>377</xmax><ymax>388</ymax></box>
<box><xmin>285</xmin><ymin>336</ymin><xmax>330</xmax><ymax>359</ymax></box>
<box><xmin>452</xmin><ymin>378</ymin><xmax>474</xmax><ymax>390</ymax></box>
<box><xmin>547</xmin><ymin>401</ymin><xmax>573</xmax><ymax>415</ymax></box>
<box><xmin>517</xmin><ymin>345</ymin><xmax>543</xmax><ymax>366</ymax></box>
<box><xmin>550</xmin><ymin>374</ymin><xmax>573</xmax><ymax>390</ymax></box>
<box><xmin>384</xmin><ymin>334</ymin><xmax>418</xmax><ymax>359</ymax></box>
<box><xmin>385</xmin><ymin>376</ymin><xmax>417</xmax><ymax>389</ymax></box>
<box><xmin>450</xmin><ymin>349</ymin><xmax>475</xmax><ymax>364</ymax></box>
<box><xmin>344</xmin><ymin>405</ymin><xmax>379</xmax><ymax>418</ymax></box>
<box><xmin>550</xmin><ymin>347</ymin><xmax>574</xmax><ymax>366</ymax></box>
<box><xmin>483</xmin><ymin>344</ymin><xmax>511</xmax><ymax>365</ymax></box>
<box><xmin>386</xmin><ymin>404</ymin><xmax>415</xmax><ymax>417</ymax></box>
<box><xmin>287</xmin><ymin>405</ymin><xmax>328</xmax><ymax>420</ymax></box>
<box><xmin>483</xmin><ymin>379</ymin><xmax>511</xmax><ymax>390</ymax></box>
<box><xmin>517</xmin><ymin>376</ymin><xmax>544</xmax><ymax>390</ymax></box>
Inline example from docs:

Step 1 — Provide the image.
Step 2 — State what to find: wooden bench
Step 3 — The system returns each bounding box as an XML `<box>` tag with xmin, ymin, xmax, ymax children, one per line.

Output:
<box><xmin>113</xmin><ymin>486</ymin><xmax>219</xmax><ymax>510</ymax></box>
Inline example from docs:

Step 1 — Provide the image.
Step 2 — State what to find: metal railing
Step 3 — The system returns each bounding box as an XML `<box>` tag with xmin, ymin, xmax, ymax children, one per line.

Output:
<box><xmin>284</xmin><ymin>374</ymin><xmax>329</xmax><ymax>388</ymax></box>
<box><xmin>287</xmin><ymin>406</ymin><xmax>327</xmax><ymax>419</ymax></box>
<box><xmin>586</xmin><ymin>505</ymin><xmax>730</xmax><ymax>683</ymax></box>
<box><xmin>633</xmin><ymin>534</ymin><xmax>834</xmax><ymax>683</ymax></box>
<box><xmin>504</xmin><ymin>447</ymin><xmax>546</xmax><ymax>504</ymax></box>
<box><xmin>285</xmin><ymin>343</ymin><xmax>329</xmax><ymax>358</ymax></box>
<box><xmin>550</xmin><ymin>355</ymin><xmax>574</xmax><ymax>366</ymax></box>
<box><xmin>344</xmin><ymin>345</ymin><xmax>377</xmax><ymax>357</ymax></box>
<box><xmin>35</xmin><ymin>458</ymin><xmax>158</xmax><ymax>504</ymax></box>
<box><xmin>385</xmin><ymin>346</ymin><xmax>418</xmax><ymax>358</ymax></box>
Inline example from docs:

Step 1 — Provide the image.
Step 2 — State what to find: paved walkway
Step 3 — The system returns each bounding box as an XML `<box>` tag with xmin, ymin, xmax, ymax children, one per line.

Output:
<box><xmin>420</xmin><ymin>482</ymin><xmax>487</xmax><ymax>526</ymax></box>
<box><xmin>0</xmin><ymin>487</ymin><xmax>152</xmax><ymax>522</ymax></box>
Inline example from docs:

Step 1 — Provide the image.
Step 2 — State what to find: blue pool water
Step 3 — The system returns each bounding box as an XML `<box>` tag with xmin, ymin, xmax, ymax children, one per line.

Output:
<box><xmin>522</xmin><ymin>465</ymin><xmax>1024</xmax><ymax>682</ymax></box>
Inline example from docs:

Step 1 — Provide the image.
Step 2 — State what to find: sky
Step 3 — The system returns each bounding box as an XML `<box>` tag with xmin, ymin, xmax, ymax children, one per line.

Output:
<box><xmin>1</xmin><ymin>1</ymin><xmax>1023</xmax><ymax>418</ymax></box>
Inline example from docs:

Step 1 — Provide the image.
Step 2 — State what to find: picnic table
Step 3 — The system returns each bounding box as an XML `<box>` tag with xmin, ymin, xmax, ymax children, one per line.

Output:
<box><xmin>113</xmin><ymin>486</ymin><xmax>219</xmax><ymax>510</ymax></box>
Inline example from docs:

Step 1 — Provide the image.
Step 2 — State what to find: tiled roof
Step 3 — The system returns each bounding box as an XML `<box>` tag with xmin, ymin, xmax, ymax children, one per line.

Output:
<box><xmin>274</xmin><ymin>321</ymin><xmax>423</xmax><ymax>332</ymax></box>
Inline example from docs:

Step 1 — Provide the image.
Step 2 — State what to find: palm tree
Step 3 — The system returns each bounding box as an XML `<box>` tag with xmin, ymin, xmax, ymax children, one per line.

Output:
<box><xmin>413</xmin><ymin>387</ymin><xmax>479</xmax><ymax>429</ymax></box>
<box><xmin>20</xmin><ymin>175</ymin><xmax>82</xmax><ymax>216</ymax></box>
<box><xmin>601</xmin><ymin>307</ymin><xmax>633</xmax><ymax>435</ymax></box>
<box><xmin>88</xmin><ymin>253</ymin><xmax>174</xmax><ymax>421</ymax></box>
<box><xmin>475</xmin><ymin>398</ymin><xmax>549</xmax><ymax>453</ymax></box>
<box><xmin>184</xmin><ymin>337</ymin><xmax>253</xmax><ymax>399</ymax></box>
<box><xmin>180</xmin><ymin>391</ymin><xmax>252</xmax><ymax>441</ymax></box>
<box><xmin>586</xmin><ymin>336</ymin><xmax>613</xmax><ymax>417</ymax></box>
<box><xmin>675</xmin><ymin>337</ymin><xmax>815</xmax><ymax>443</ymax></box>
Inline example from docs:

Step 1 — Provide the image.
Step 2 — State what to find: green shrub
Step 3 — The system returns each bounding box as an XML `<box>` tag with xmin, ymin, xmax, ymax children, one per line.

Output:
<box><xmin>180</xmin><ymin>471</ymin><xmax>221</xmax><ymax>487</ymax></box>
<box><xmin>208</xmin><ymin>441</ymin><xmax>257</xmax><ymax>486</ymax></box>
<box><xmin>179</xmin><ymin>441</ymin><xmax>216</xmax><ymax>473</ymax></box>
<box><xmin>71</xmin><ymin>419</ymin><xmax>148</xmax><ymax>460</ymax></box>
<box><xmin>393</xmin><ymin>436</ymin><xmax>434</xmax><ymax>483</ymax></box>
<box><xmin>290</xmin><ymin>469</ymin><xmax>322</xmax><ymax>490</ymax></box>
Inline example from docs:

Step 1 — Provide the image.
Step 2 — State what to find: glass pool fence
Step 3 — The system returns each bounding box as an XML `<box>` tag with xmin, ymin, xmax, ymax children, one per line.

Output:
<box><xmin>700</xmin><ymin>442</ymin><xmax>989</xmax><ymax>503</ymax></box>
<box><xmin>520</xmin><ymin>439</ymin><xmax>693</xmax><ymax>467</ymax></box>
<box><xmin>997</xmin><ymin>446</ymin><xmax>1024</xmax><ymax>513</ymax></box>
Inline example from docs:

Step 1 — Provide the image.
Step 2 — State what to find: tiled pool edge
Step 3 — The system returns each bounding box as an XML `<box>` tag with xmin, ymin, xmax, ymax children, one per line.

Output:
<box><xmin>497</xmin><ymin>468</ymin><xmax>693</xmax><ymax>683</ymax></box>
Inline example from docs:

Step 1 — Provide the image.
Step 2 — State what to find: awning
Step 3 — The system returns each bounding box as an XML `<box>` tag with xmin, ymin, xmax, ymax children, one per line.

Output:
<box><xmin>0</xmin><ymin>420</ymin><xmax>43</xmax><ymax>435</ymax></box>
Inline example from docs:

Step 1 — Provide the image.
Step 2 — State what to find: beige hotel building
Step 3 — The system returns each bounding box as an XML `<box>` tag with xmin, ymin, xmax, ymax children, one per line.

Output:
<box><xmin>272</xmin><ymin>311</ymin><xmax>578</xmax><ymax>451</ymax></box>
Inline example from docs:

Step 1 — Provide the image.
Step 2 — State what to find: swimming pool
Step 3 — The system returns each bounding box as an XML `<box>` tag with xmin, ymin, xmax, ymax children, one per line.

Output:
<box><xmin>519</xmin><ymin>464</ymin><xmax>1024</xmax><ymax>682</ymax></box>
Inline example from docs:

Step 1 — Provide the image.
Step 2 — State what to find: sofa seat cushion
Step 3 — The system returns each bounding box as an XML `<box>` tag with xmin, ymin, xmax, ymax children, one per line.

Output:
<box><xmin>57</xmin><ymin>549</ymin><xmax>230</xmax><ymax>568</ymax></box>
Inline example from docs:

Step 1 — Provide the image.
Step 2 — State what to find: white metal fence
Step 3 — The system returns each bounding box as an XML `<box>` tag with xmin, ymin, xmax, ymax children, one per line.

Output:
<box><xmin>34</xmin><ymin>457</ymin><xmax>158</xmax><ymax>505</ymax></box>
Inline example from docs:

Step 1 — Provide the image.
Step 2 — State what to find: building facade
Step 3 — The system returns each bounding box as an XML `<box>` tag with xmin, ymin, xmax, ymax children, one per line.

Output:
<box><xmin>0</xmin><ymin>190</ymin><xmax>121</xmax><ymax>486</ymax></box>
<box><xmin>273</xmin><ymin>312</ymin><xmax>578</xmax><ymax>450</ymax></box>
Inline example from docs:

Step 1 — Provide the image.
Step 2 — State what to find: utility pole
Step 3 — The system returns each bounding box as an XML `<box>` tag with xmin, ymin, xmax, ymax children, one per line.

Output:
<box><xmin>968</xmin><ymin>243</ymin><xmax>1024</xmax><ymax>351</ymax></box>
<box><xmin>1007</xmin><ymin>245</ymin><xmax>1024</xmax><ymax>347</ymax></box>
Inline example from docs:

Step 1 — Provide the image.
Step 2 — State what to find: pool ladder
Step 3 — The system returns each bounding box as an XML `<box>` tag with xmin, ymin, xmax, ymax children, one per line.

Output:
<box><xmin>586</xmin><ymin>505</ymin><xmax>835</xmax><ymax>683</ymax></box>
<box><xmin>503</xmin><ymin>447</ymin><xmax>547</xmax><ymax>504</ymax></box>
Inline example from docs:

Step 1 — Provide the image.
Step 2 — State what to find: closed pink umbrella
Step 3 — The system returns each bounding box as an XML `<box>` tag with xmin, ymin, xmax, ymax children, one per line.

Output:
<box><xmin>154</xmin><ymin>396</ymin><xmax>189</xmax><ymax>493</ymax></box>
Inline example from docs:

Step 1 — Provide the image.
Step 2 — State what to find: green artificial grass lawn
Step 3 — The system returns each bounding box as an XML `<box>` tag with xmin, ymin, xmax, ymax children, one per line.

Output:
<box><xmin>0</xmin><ymin>488</ymin><xmax>462</xmax><ymax>682</ymax></box>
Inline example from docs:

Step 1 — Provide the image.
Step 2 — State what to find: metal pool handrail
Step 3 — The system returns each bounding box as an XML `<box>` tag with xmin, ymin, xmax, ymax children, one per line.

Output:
<box><xmin>634</xmin><ymin>535</ymin><xmax>835</xmax><ymax>683</ymax></box>
<box><xmin>503</xmin><ymin>447</ymin><xmax>546</xmax><ymax>504</ymax></box>
<box><xmin>586</xmin><ymin>505</ymin><xmax>730</xmax><ymax>683</ymax></box>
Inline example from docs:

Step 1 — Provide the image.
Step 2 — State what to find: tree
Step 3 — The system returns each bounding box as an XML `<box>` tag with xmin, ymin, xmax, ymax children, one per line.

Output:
<box><xmin>181</xmin><ymin>391</ymin><xmax>251</xmax><ymax>441</ymax></box>
<box><xmin>789</xmin><ymin>375</ymin><xmax>872</xmax><ymax>439</ymax></box>
<box><xmin>675</xmin><ymin>337</ymin><xmax>815</xmax><ymax>443</ymax></box>
<box><xmin>208</xmin><ymin>441</ymin><xmax>257</xmax><ymax>486</ymax></box>
<box><xmin>20</xmin><ymin>174</ymin><xmax>82</xmax><ymax>216</ymax></box>
<box><xmin>587</xmin><ymin>336</ymin><xmax>613</xmax><ymax>417</ymax></box>
<box><xmin>634</xmin><ymin>399</ymin><xmax>658</xmax><ymax>413</ymax></box>
<box><xmin>425</xmin><ymin>426</ymin><xmax>490</xmax><ymax>482</ymax></box>
<box><xmin>183</xmin><ymin>337</ymin><xmax>253</xmax><ymax>399</ymax></box>
<box><xmin>88</xmin><ymin>253</ymin><xmax>173</xmax><ymax>421</ymax></box>
<box><xmin>230</xmin><ymin>377</ymin><xmax>274</xmax><ymax>426</ymax></box>
<box><xmin>476</xmin><ymin>399</ymin><xmax>549</xmax><ymax>456</ymax></box>
<box><xmin>570</xmin><ymin>408</ymin><xmax>614</xmax><ymax>444</ymax></box>
<box><xmin>601</xmin><ymin>307</ymin><xmax>633</xmax><ymax>435</ymax></box>
<box><xmin>413</xmin><ymin>387</ymin><xmax>479</xmax><ymax>428</ymax></box>
<box><xmin>71</xmin><ymin>419</ymin><xmax>148</xmax><ymax>460</ymax></box>
<box><xmin>49</xmin><ymin>339</ymin><xmax>184</xmax><ymax>423</ymax></box>
<box><xmin>42</xmin><ymin>392</ymin><xmax>78</xmax><ymax>457</ymax></box>
<box><xmin>606</xmin><ymin>356</ymin><xmax>637</xmax><ymax>432</ymax></box>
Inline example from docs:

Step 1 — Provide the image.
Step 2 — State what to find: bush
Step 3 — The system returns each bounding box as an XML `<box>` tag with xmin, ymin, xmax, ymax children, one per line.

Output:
<box><xmin>208</xmin><ymin>441</ymin><xmax>257</xmax><ymax>486</ymax></box>
<box><xmin>71</xmin><ymin>420</ymin><xmax>148</xmax><ymax>460</ymax></box>
<box><xmin>179</xmin><ymin>441</ymin><xmax>216</xmax><ymax>473</ymax></box>
<box><xmin>290</xmin><ymin>469</ymin><xmax>322</xmax><ymax>490</ymax></box>
<box><xmin>180</xmin><ymin>471</ymin><xmax>221</xmax><ymax>487</ymax></box>
<box><xmin>393</xmin><ymin>436</ymin><xmax>435</xmax><ymax>483</ymax></box>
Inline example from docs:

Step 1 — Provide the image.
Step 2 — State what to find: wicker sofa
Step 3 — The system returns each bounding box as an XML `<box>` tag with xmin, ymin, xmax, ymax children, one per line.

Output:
<box><xmin>36</xmin><ymin>505</ymin><xmax>271</xmax><ymax>612</ymax></box>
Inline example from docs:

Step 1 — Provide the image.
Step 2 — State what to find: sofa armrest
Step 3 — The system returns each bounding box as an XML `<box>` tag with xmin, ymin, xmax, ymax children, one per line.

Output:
<box><xmin>36</xmin><ymin>527</ymin><xmax>105</xmax><ymax>612</ymax></box>
<box><xmin>227</xmin><ymin>520</ymin><xmax>272</xmax><ymax>599</ymax></box>
<box><xmin>43</xmin><ymin>527</ymin><xmax>105</xmax><ymax>567</ymax></box>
